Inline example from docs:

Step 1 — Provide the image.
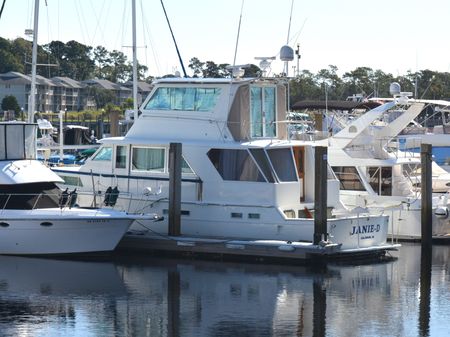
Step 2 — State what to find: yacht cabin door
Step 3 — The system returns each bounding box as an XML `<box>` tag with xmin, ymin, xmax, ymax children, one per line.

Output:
<box><xmin>292</xmin><ymin>146</ymin><xmax>305</xmax><ymax>201</ymax></box>
<box><xmin>112</xmin><ymin>145</ymin><xmax>130</xmax><ymax>190</ymax></box>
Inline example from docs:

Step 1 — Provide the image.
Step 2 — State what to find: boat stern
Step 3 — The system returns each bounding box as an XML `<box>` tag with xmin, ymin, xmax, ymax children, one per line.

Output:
<box><xmin>328</xmin><ymin>214</ymin><xmax>390</xmax><ymax>250</ymax></box>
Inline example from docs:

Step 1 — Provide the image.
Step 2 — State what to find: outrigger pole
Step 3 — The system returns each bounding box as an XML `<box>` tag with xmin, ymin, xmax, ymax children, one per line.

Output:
<box><xmin>160</xmin><ymin>0</ymin><xmax>187</xmax><ymax>78</ymax></box>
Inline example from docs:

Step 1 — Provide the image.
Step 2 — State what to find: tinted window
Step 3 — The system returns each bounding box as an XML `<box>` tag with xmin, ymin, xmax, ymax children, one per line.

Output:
<box><xmin>208</xmin><ymin>149</ymin><xmax>266</xmax><ymax>182</ymax></box>
<box><xmin>332</xmin><ymin>166</ymin><xmax>365</xmax><ymax>191</ymax></box>
<box><xmin>249</xmin><ymin>148</ymin><xmax>275</xmax><ymax>182</ymax></box>
<box><xmin>115</xmin><ymin>146</ymin><xmax>127</xmax><ymax>168</ymax></box>
<box><xmin>250</xmin><ymin>86</ymin><xmax>277</xmax><ymax>138</ymax></box>
<box><xmin>267</xmin><ymin>148</ymin><xmax>297</xmax><ymax>182</ymax></box>
<box><xmin>145</xmin><ymin>87</ymin><xmax>221</xmax><ymax>112</ymax></box>
<box><xmin>92</xmin><ymin>147</ymin><xmax>112</xmax><ymax>161</ymax></box>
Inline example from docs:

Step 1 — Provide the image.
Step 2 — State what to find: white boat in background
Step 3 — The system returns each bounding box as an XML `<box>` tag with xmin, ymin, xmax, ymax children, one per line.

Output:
<box><xmin>369</xmin><ymin>91</ymin><xmax>450</xmax><ymax>172</ymax></box>
<box><xmin>318</xmin><ymin>99</ymin><xmax>450</xmax><ymax>240</ymax></box>
<box><xmin>0</xmin><ymin>122</ymin><xmax>157</xmax><ymax>255</ymax></box>
<box><xmin>53</xmin><ymin>75</ymin><xmax>396</xmax><ymax>254</ymax></box>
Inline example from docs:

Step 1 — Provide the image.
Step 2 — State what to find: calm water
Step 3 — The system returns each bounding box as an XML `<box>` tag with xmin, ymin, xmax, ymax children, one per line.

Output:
<box><xmin>0</xmin><ymin>244</ymin><xmax>449</xmax><ymax>337</ymax></box>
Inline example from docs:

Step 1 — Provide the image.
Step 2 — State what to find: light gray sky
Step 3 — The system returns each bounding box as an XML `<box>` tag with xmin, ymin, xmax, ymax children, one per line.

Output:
<box><xmin>1</xmin><ymin>0</ymin><xmax>449</xmax><ymax>77</ymax></box>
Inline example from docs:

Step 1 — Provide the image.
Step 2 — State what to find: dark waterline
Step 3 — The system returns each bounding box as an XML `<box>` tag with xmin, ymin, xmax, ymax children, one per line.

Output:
<box><xmin>0</xmin><ymin>244</ymin><xmax>448</xmax><ymax>337</ymax></box>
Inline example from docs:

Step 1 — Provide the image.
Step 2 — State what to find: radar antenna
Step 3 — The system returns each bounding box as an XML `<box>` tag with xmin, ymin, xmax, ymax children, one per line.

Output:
<box><xmin>255</xmin><ymin>56</ymin><xmax>275</xmax><ymax>77</ymax></box>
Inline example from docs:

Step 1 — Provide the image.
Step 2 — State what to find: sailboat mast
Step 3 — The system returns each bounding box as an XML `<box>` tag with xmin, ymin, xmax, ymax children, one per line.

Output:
<box><xmin>132</xmin><ymin>0</ymin><xmax>138</xmax><ymax>121</ymax></box>
<box><xmin>29</xmin><ymin>0</ymin><xmax>39</xmax><ymax>123</ymax></box>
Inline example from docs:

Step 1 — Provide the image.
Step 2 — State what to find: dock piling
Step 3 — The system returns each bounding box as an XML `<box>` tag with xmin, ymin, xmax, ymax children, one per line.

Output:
<box><xmin>168</xmin><ymin>142</ymin><xmax>182</xmax><ymax>236</ymax></box>
<box><xmin>314</xmin><ymin>146</ymin><xmax>328</xmax><ymax>245</ymax></box>
<box><xmin>420</xmin><ymin>143</ymin><xmax>432</xmax><ymax>246</ymax></box>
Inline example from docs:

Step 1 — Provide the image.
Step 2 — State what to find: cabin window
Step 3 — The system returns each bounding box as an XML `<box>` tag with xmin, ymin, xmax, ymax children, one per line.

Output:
<box><xmin>92</xmin><ymin>147</ymin><xmax>112</xmax><ymax>161</ymax></box>
<box><xmin>145</xmin><ymin>87</ymin><xmax>221</xmax><ymax>112</ymax></box>
<box><xmin>250</xmin><ymin>86</ymin><xmax>276</xmax><ymax>138</ymax></box>
<box><xmin>181</xmin><ymin>158</ymin><xmax>194</xmax><ymax>174</ymax></box>
<box><xmin>266</xmin><ymin>148</ymin><xmax>297</xmax><ymax>182</ymax></box>
<box><xmin>115</xmin><ymin>146</ymin><xmax>127</xmax><ymax>168</ymax></box>
<box><xmin>60</xmin><ymin>175</ymin><xmax>83</xmax><ymax>187</ymax></box>
<box><xmin>249</xmin><ymin>148</ymin><xmax>275</xmax><ymax>182</ymax></box>
<box><xmin>332</xmin><ymin>166</ymin><xmax>366</xmax><ymax>191</ymax></box>
<box><xmin>368</xmin><ymin>167</ymin><xmax>392</xmax><ymax>196</ymax></box>
<box><xmin>132</xmin><ymin>147</ymin><xmax>165</xmax><ymax>172</ymax></box>
<box><xmin>207</xmin><ymin>148</ymin><xmax>266</xmax><ymax>182</ymax></box>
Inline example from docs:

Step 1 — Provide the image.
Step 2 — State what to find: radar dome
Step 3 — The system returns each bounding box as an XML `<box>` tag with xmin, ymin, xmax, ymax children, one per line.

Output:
<box><xmin>280</xmin><ymin>45</ymin><xmax>294</xmax><ymax>61</ymax></box>
<box><xmin>389</xmin><ymin>82</ymin><xmax>401</xmax><ymax>96</ymax></box>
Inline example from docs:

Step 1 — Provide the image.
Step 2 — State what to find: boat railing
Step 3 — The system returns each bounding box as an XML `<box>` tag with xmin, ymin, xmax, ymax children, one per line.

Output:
<box><xmin>0</xmin><ymin>190</ymin><xmax>136</xmax><ymax>215</ymax></box>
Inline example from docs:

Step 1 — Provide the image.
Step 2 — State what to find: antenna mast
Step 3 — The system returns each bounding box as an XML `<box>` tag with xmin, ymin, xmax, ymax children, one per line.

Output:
<box><xmin>233</xmin><ymin>0</ymin><xmax>245</xmax><ymax>67</ymax></box>
<box><xmin>286</xmin><ymin>0</ymin><xmax>294</xmax><ymax>43</ymax></box>
<box><xmin>160</xmin><ymin>0</ymin><xmax>187</xmax><ymax>77</ymax></box>
<box><xmin>28</xmin><ymin>0</ymin><xmax>39</xmax><ymax>123</ymax></box>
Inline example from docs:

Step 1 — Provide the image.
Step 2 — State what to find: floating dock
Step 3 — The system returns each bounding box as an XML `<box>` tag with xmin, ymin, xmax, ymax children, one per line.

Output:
<box><xmin>118</xmin><ymin>232</ymin><xmax>400</xmax><ymax>263</ymax></box>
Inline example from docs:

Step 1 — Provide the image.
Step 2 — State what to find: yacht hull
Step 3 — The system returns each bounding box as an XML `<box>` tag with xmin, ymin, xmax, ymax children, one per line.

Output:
<box><xmin>0</xmin><ymin>208</ymin><xmax>135</xmax><ymax>255</ymax></box>
<box><xmin>340</xmin><ymin>193</ymin><xmax>450</xmax><ymax>240</ymax></box>
<box><xmin>112</xmin><ymin>198</ymin><xmax>390</xmax><ymax>251</ymax></box>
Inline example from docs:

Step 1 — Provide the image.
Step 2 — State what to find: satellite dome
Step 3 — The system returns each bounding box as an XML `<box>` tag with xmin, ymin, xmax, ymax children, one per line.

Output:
<box><xmin>389</xmin><ymin>82</ymin><xmax>401</xmax><ymax>96</ymax></box>
<box><xmin>280</xmin><ymin>45</ymin><xmax>294</xmax><ymax>62</ymax></box>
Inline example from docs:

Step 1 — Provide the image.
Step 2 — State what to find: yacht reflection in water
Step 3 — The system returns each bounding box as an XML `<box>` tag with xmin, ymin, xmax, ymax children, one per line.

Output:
<box><xmin>0</xmin><ymin>246</ymin><xmax>447</xmax><ymax>337</ymax></box>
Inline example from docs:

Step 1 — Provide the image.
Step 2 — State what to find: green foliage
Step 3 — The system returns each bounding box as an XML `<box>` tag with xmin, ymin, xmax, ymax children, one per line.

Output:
<box><xmin>1</xmin><ymin>95</ymin><xmax>20</xmax><ymax>112</ymax></box>
<box><xmin>84</xmin><ymin>86</ymin><xmax>116</xmax><ymax>108</ymax></box>
<box><xmin>188</xmin><ymin>57</ymin><xmax>232</xmax><ymax>78</ymax></box>
<box><xmin>121</xmin><ymin>98</ymin><xmax>134</xmax><ymax>110</ymax></box>
<box><xmin>3</xmin><ymin>35</ymin><xmax>450</xmax><ymax>102</ymax></box>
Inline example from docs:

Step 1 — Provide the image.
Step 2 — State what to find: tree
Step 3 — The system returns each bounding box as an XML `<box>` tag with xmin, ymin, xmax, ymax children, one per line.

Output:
<box><xmin>85</xmin><ymin>86</ymin><xmax>116</xmax><ymax>109</ymax></box>
<box><xmin>1</xmin><ymin>95</ymin><xmax>20</xmax><ymax>112</ymax></box>
<box><xmin>188</xmin><ymin>57</ymin><xmax>204</xmax><ymax>77</ymax></box>
<box><xmin>343</xmin><ymin>66</ymin><xmax>376</xmax><ymax>97</ymax></box>
<box><xmin>315</xmin><ymin>65</ymin><xmax>343</xmax><ymax>100</ymax></box>
<box><xmin>244</xmin><ymin>64</ymin><xmax>261</xmax><ymax>78</ymax></box>
<box><xmin>121</xmin><ymin>97</ymin><xmax>134</xmax><ymax>110</ymax></box>
<box><xmin>43</xmin><ymin>40</ymin><xmax>94</xmax><ymax>80</ymax></box>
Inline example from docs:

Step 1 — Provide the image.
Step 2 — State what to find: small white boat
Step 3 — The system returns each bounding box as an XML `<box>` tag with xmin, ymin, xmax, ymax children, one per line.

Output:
<box><xmin>0</xmin><ymin>122</ymin><xmax>157</xmax><ymax>255</ymax></box>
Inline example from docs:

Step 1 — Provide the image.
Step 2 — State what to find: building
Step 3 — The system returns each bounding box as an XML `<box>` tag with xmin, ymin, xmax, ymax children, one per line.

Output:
<box><xmin>123</xmin><ymin>80</ymin><xmax>154</xmax><ymax>106</ymax></box>
<box><xmin>82</xmin><ymin>79</ymin><xmax>132</xmax><ymax>107</ymax></box>
<box><xmin>0</xmin><ymin>71</ymin><xmax>151</xmax><ymax>113</ymax></box>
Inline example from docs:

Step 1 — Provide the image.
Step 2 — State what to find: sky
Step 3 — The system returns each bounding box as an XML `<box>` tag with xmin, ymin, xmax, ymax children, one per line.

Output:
<box><xmin>1</xmin><ymin>0</ymin><xmax>450</xmax><ymax>78</ymax></box>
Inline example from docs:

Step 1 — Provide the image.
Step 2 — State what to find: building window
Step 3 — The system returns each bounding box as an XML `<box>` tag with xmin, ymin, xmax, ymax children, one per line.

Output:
<box><xmin>145</xmin><ymin>87</ymin><xmax>221</xmax><ymax>112</ymax></box>
<box><xmin>250</xmin><ymin>86</ymin><xmax>276</xmax><ymax>138</ymax></box>
<box><xmin>132</xmin><ymin>147</ymin><xmax>165</xmax><ymax>172</ymax></box>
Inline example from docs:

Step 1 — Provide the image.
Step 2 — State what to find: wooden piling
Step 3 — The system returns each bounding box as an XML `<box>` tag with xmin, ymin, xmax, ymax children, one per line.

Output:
<box><xmin>168</xmin><ymin>142</ymin><xmax>182</xmax><ymax>236</ymax></box>
<box><xmin>109</xmin><ymin>110</ymin><xmax>119</xmax><ymax>137</ymax></box>
<box><xmin>313</xmin><ymin>281</ymin><xmax>327</xmax><ymax>337</ymax></box>
<box><xmin>420</xmin><ymin>143</ymin><xmax>432</xmax><ymax>246</ymax></box>
<box><xmin>314</xmin><ymin>146</ymin><xmax>328</xmax><ymax>245</ymax></box>
<box><xmin>167</xmin><ymin>271</ymin><xmax>181</xmax><ymax>337</ymax></box>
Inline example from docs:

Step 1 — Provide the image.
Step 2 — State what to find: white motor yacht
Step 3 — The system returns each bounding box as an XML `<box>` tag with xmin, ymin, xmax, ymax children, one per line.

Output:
<box><xmin>53</xmin><ymin>76</ymin><xmax>394</xmax><ymax>253</ymax></box>
<box><xmin>319</xmin><ymin>100</ymin><xmax>450</xmax><ymax>240</ymax></box>
<box><xmin>0</xmin><ymin>122</ymin><xmax>156</xmax><ymax>255</ymax></box>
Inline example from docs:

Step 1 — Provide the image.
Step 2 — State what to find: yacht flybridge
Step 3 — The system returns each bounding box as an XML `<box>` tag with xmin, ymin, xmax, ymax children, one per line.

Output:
<box><xmin>54</xmin><ymin>77</ymin><xmax>395</xmax><ymax>253</ymax></box>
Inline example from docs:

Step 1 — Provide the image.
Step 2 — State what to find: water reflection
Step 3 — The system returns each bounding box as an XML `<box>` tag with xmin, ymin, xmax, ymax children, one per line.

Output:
<box><xmin>0</xmin><ymin>244</ymin><xmax>447</xmax><ymax>337</ymax></box>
